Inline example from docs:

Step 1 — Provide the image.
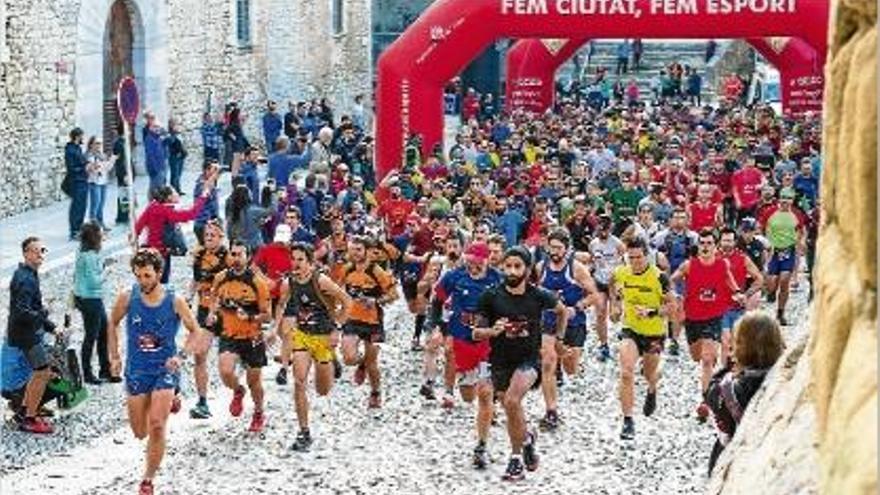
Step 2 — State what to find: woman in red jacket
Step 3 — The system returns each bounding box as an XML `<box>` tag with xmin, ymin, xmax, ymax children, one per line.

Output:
<box><xmin>135</xmin><ymin>178</ymin><xmax>216</xmax><ymax>284</ymax></box>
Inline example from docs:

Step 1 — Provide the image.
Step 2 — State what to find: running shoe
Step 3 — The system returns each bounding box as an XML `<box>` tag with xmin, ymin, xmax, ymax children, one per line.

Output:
<box><xmin>620</xmin><ymin>417</ymin><xmax>635</xmax><ymax>440</ymax></box>
<box><xmin>643</xmin><ymin>391</ymin><xmax>657</xmax><ymax>417</ymax></box>
<box><xmin>333</xmin><ymin>359</ymin><xmax>343</xmax><ymax>380</ymax></box>
<box><xmin>170</xmin><ymin>395</ymin><xmax>181</xmax><ymax>414</ymax></box>
<box><xmin>368</xmin><ymin>390</ymin><xmax>382</xmax><ymax>409</ymax></box>
<box><xmin>667</xmin><ymin>339</ymin><xmax>680</xmax><ymax>357</ymax></box>
<box><xmin>419</xmin><ymin>383</ymin><xmax>436</xmax><ymax>400</ymax></box>
<box><xmin>248</xmin><ymin>411</ymin><xmax>265</xmax><ymax>432</ymax></box>
<box><xmin>472</xmin><ymin>444</ymin><xmax>489</xmax><ymax>470</ymax></box>
<box><xmin>410</xmin><ymin>338</ymin><xmax>424</xmax><ymax>352</ymax></box>
<box><xmin>138</xmin><ymin>479</ymin><xmax>154</xmax><ymax>495</ymax></box>
<box><xmin>501</xmin><ymin>456</ymin><xmax>525</xmax><ymax>481</ymax></box>
<box><xmin>275</xmin><ymin>367</ymin><xmax>288</xmax><ymax>386</ymax></box>
<box><xmin>189</xmin><ymin>402</ymin><xmax>212</xmax><ymax>419</ymax></box>
<box><xmin>229</xmin><ymin>387</ymin><xmax>245</xmax><ymax>417</ymax></box>
<box><xmin>18</xmin><ymin>416</ymin><xmax>53</xmax><ymax>434</ymax></box>
<box><xmin>696</xmin><ymin>402</ymin><xmax>711</xmax><ymax>423</ymax></box>
<box><xmin>597</xmin><ymin>344</ymin><xmax>611</xmax><ymax>362</ymax></box>
<box><xmin>290</xmin><ymin>430</ymin><xmax>313</xmax><ymax>452</ymax></box>
<box><xmin>441</xmin><ymin>394</ymin><xmax>455</xmax><ymax>410</ymax></box>
<box><xmin>539</xmin><ymin>410</ymin><xmax>560</xmax><ymax>432</ymax></box>
<box><xmin>353</xmin><ymin>364</ymin><xmax>366</xmax><ymax>386</ymax></box>
<box><xmin>523</xmin><ymin>432</ymin><xmax>539</xmax><ymax>471</ymax></box>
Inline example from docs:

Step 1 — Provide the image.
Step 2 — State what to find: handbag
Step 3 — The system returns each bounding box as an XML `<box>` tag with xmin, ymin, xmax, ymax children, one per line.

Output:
<box><xmin>162</xmin><ymin>221</ymin><xmax>188</xmax><ymax>256</ymax></box>
<box><xmin>61</xmin><ymin>173</ymin><xmax>72</xmax><ymax>197</ymax></box>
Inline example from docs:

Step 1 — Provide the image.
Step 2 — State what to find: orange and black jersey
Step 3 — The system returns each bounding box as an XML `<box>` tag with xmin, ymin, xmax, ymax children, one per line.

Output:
<box><xmin>193</xmin><ymin>245</ymin><xmax>229</xmax><ymax>308</ymax></box>
<box><xmin>213</xmin><ymin>267</ymin><xmax>270</xmax><ymax>339</ymax></box>
<box><xmin>331</xmin><ymin>262</ymin><xmax>395</xmax><ymax>326</ymax></box>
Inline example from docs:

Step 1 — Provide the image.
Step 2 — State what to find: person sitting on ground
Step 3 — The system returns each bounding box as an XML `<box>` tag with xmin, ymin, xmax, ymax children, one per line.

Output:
<box><xmin>705</xmin><ymin>311</ymin><xmax>785</xmax><ymax>474</ymax></box>
<box><xmin>1</xmin><ymin>340</ymin><xmax>62</xmax><ymax>418</ymax></box>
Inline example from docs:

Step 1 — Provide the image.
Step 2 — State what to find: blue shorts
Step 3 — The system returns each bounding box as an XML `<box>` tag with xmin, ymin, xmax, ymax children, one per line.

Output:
<box><xmin>722</xmin><ymin>308</ymin><xmax>745</xmax><ymax>331</ymax></box>
<box><xmin>125</xmin><ymin>370</ymin><xmax>179</xmax><ymax>397</ymax></box>
<box><xmin>767</xmin><ymin>247</ymin><xmax>796</xmax><ymax>275</ymax></box>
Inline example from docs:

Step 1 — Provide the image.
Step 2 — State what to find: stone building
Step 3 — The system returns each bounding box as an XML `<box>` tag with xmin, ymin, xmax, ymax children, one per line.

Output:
<box><xmin>0</xmin><ymin>0</ymin><xmax>371</xmax><ymax>218</ymax></box>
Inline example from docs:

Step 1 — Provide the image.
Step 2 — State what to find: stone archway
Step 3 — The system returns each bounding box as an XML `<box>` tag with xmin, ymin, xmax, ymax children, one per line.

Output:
<box><xmin>75</xmin><ymin>0</ymin><xmax>169</xmax><ymax>161</ymax></box>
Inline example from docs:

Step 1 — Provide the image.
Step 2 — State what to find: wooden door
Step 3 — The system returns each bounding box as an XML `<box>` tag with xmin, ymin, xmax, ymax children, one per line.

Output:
<box><xmin>103</xmin><ymin>0</ymin><xmax>133</xmax><ymax>153</ymax></box>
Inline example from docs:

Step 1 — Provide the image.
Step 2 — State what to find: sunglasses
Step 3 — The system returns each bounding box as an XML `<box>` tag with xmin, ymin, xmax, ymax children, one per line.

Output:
<box><xmin>31</xmin><ymin>246</ymin><xmax>48</xmax><ymax>254</ymax></box>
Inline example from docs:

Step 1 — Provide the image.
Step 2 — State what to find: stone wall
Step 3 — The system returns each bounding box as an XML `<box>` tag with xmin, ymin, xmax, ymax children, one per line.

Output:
<box><xmin>708</xmin><ymin>1</ymin><xmax>877</xmax><ymax>494</ymax></box>
<box><xmin>0</xmin><ymin>0</ymin><xmax>371</xmax><ymax>218</ymax></box>
<box><xmin>265</xmin><ymin>0</ymin><xmax>372</xmax><ymax>118</ymax></box>
<box><xmin>809</xmin><ymin>0</ymin><xmax>876</xmax><ymax>492</ymax></box>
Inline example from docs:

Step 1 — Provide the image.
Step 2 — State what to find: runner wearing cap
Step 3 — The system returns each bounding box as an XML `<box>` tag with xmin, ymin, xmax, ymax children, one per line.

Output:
<box><xmin>426</xmin><ymin>241</ymin><xmax>503</xmax><ymax>468</ymax></box>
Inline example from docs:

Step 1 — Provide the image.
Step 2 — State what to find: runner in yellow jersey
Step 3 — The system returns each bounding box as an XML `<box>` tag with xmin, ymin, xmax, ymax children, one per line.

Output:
<box><xmin>609</xmin><ymin>237</ymin><xmax>674</xmax><ymax>440</ymax></box>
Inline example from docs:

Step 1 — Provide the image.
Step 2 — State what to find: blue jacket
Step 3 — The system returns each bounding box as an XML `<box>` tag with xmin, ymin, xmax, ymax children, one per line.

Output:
<box><xmin>143</xmin><ymin>127</ymin><xmax>167</xmax><ymax>178</ymax></box>
<box><xmin>7</xmin><ymin>264</ymin><xmax>53</xmax><ymax>349</ymax></box>
<box><xmin>0</xmin><ymin>342</ymin><xmax>31</xmax><ymax>392</ymax></box>
<box><xmin>193</xmin><ymin>176</ymin><xmax>220</xmax><ymax>226</ymax></box>
<box><xmin>268</xmin><ymin>152</ymin><xmax>297</xmax><ymax>187</ymax></box>
<box><xmin>65</xmin><ymin>142</ymin><xmax>88</xmax><ymax>182</ymax></box>
<box><xmin>262</xmin><ymin>112</ymin><xmax>283</xmax><ymax>148</ymax></box>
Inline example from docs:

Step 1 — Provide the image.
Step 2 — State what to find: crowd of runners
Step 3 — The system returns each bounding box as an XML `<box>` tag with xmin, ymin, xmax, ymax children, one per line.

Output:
<box><xmin>6</xmin><ymin>90</ymin><xmax>821</xmax><ymax>494</ymax></box>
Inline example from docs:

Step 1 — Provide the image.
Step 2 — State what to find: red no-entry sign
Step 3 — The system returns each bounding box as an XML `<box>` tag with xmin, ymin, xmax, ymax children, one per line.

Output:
<box><xmin>117</xmin><ymin>77</ymin><xmax>140</xmax><ymax>124</ymax></box>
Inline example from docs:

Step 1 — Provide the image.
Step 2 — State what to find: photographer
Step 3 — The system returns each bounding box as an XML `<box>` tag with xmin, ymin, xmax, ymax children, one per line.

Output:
<box><xmin>6</xmin><ymin>237</ymin><xmax>58</xmax><ymax>433</ymax></box>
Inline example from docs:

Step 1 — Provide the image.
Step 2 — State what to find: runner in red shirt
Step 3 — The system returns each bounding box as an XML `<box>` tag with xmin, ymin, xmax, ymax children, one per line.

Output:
<box><xmin>374</xmin><ymin>183</ymin><xmax>415</xmax><ymax>238</ymax></box>
<box><xmin>687</xmin><ymin>184</ymin><xmax>723</xmax><ymax>232</ymax></box>
<box><xmin>671</xmin><ymin>229</ymin><xmax>742</xmax><ymax>422</ymax></box>
<box><xmin>731</xmin><ymin>156</ymin><xmax>765</xmax><ymax>221</ymax></box>
<box><xmin>718</xmin><ymin>227</ymin><xmax>764</xmax><ymax>367</ymax></box>
<box><xmin>252</xmin><ymin>225</ymin><xmax>294</xmax><ymax>385</ymax></box>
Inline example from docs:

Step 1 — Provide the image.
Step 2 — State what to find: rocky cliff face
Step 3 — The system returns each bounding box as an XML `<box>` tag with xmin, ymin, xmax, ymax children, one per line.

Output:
<box><xmin>708</xmin><ymin>1</ymin><xmax>878</xmax><ymax>494</ymax></box>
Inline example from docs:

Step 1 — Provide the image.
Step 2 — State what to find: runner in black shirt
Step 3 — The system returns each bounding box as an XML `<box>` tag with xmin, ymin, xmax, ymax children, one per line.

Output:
<box><xmin>473</xmin><ymin>246</ymin><xmax>567</xmax><ymax>481</ymax></box>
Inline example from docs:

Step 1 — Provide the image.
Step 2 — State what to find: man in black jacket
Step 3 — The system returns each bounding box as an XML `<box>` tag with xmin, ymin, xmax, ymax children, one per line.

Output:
<box><xmin>65</xmin><ymin>127</ymin><xmax>88</xmax><ymax>240</ymax></box>
<box><xmin>7</xmin><ymin>237</ymin><xmax>58</xmax><ymax>433</ymax></box>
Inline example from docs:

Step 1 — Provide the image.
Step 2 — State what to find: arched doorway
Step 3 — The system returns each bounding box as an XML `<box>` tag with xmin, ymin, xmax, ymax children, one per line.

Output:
<box><xmin>103</xmin><ymin>0</ymin><xmax>133</xmax><ymax>153</ymax></box>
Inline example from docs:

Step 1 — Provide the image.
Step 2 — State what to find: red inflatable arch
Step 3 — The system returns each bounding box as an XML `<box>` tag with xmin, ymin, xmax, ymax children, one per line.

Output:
<box><xmin>375</xmin><ymin>0</ymin><xmax>829</xmax><ymax>179</ymax></box>
<box><xmin>505</xmin><ymin>37</ymin><xmax>824</xmax><ymax>115</ymax></box>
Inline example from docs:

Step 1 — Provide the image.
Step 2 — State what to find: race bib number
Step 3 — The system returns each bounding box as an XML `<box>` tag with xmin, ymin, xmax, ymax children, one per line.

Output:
<box><xmin>137</xmin><ymin>333</ymin><xmax>162</xmax><ymax>352</ymax></box>
<box><xmin>698</xmin><ymin>288</ymin><xmax>717</xmax><ymax>302</ymax></box>
<box><xmin>503</xmin><ymin>320</ymin><xmax>530</xmax><ymax>339</ymax></box>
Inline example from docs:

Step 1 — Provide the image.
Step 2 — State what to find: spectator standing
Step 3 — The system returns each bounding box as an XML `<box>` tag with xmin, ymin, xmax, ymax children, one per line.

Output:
<box><xmin>631</xmin><ymin>39</ymin><xmax>643</xmax><ymax>71</ymax></box>
<box><xmin>200</xmin><ymin>112</ymin><xmax>223</xmax><ymax>165</ymax></box>
<box><xmin>706</xmin><ymin>312</ymin><xmax>783</xmax><ymax>473</ymax></box>
<box><xmin>262</xmin><ymin>100</ymin><xmax>283</xmax><ymax>150</ymax></box>
<box><xmin>73</xmin><ymin>222</ymin><xmax>117</xmax><ymax>384</ymax></box>
<box><xmin>193</xmin><ymin>161</ymin><xmax>221</xmax><ymax>244</ymax></box>
<box><xmin>84</xmin><ymin>136</ymin><xmax>115</xmax><ymax>232</ymax></box>
<box><xmin>143</xmin><ymin>111</ymin><xmax>168</xmax><ymax>194</ymax></box>
<box><xmin>165</xmin><ymin>118</ymin><xmax>188</xmax><ymax>195</ymax></box>
<box><xmin>112</xmin><ymin>126</ymin><xmax>131</xmax><ymax>225</ymax></box>
<box><xmin>65</xmin><ymin>127</ymin><xmax>89</xmax><ymax>241</ymax></box>
<box><xmin>616</xmin><ymin>40</ymin><xmax>631</xmax><ymax>75</ymax></box>
<box><xmin>7</xmin><ymin>237</ymin><xmax>57</xmax><ymax>433</ymax></box>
